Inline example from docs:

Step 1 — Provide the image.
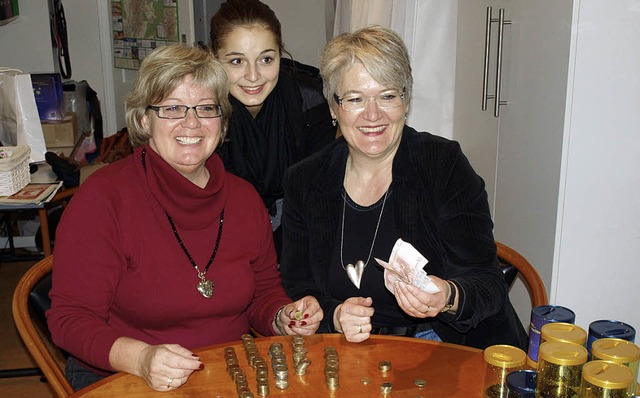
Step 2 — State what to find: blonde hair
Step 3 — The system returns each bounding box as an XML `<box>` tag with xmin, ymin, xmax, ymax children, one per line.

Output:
<box><xmin>320</xmin><ymin>25</ymin><xmax>412</xmax><ymax>105</ymax></box>
<box><xmin>125</xmin><ymin>44</ymin><xmax>232</xmax><ymax>147</ymax></box>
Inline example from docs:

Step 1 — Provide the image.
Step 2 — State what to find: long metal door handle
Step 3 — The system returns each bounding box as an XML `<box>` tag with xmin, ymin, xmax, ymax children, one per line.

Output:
<box><xmin>482</xmin><ymin>7</ymin><xmax>493</xmax><ymax>111</ymax></box>
<box><xmin>494</xmin><ymin>8</ymin><xmax>511</xmax><ymax>117</ymax></box>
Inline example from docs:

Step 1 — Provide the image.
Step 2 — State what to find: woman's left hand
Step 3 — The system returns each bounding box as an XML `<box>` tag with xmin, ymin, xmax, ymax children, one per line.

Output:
<box><xmin>393</xmin><ymin>276</ymin><xmax>451</xmax><ymax>318</ymax></box>
<box><xmin>279</xmin><ymin>296</ymin><xmax>324</xmax><ymax>336</ymax></box>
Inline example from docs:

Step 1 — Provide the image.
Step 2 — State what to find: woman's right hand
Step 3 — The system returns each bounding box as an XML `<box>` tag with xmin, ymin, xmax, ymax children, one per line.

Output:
<box><xmin>335</xmin><ymin>297</ymin><xmax>375</xmax><ymax>343</ymax></box>
<box><xmin>136</xmin><ymin>343</ymin><xmax>202</xmax><ymax>391</ymax></box>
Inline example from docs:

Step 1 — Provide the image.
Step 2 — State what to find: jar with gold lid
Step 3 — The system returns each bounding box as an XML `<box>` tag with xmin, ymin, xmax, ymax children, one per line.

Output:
<box><xmin>540</xmin><ymin>323</ymin><xmax>587</xmax><ymax>347</ymax></box>
<box><xmin>579</xmin><ymin>360</ymin><xmax>634</xmax><ymax>398</ymax></box>
<box><xmin>535</xmin><ymin>341</ymin><xmax>587</xmax><ymax>398</ymax></box>
<box><xmin>483</xmin><ymin>345</ymin><xmax>527</xmax><ymax>398</ymax></box>
<box><xmin>591</xmin><ymin>337</ymin><xmax>640</xmax><ymax>393</ymax></box>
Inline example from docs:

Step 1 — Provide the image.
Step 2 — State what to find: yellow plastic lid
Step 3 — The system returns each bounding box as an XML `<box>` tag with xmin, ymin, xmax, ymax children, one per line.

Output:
<box><xmin>484</xmin><ymin>345</ymin><xmax>527</xmax><ymax>368</ymax></box>
<box><xmin>592</xmin><ymin>338</ymin><xmax>640</xmax><ymax>363</ymax></box>
<box><xmin>538</xmin><ymin>341</ymin><xmax>588</xmax><ymax>366</ymax></box>
<box><xmin>541</xmin><ymin>322</ymin><xmax>587</xmax><ymax>345</ymax></box>
<box><xmin>582</xmin><ymin>360</ymin><xmax>634</xmax><ymax>389</ymax></box>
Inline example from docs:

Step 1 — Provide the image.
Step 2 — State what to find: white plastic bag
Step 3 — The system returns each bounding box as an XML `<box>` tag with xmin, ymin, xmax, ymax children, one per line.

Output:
<box><xmin>0</xmin><ymin>68</ymin><xmax>47</xmax><ymax>163</ymax></box>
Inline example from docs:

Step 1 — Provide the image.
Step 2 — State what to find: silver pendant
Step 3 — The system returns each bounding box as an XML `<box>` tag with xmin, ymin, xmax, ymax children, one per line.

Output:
<box><xmin>197</xmin><ymin>278</ymin><xmax>214</xmax><ymax>298</ymax></box>
<box><xmin>345</xmin><ymin>260</ymin><xmax>367</xmax><ymax>289</ymax></box>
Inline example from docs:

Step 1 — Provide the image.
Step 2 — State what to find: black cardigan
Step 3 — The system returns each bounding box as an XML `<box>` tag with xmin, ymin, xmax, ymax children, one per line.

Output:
<box><xmin>280</xmin><ymin>127</ymin><xmax>528</xmax><ymax>350</ymax></box>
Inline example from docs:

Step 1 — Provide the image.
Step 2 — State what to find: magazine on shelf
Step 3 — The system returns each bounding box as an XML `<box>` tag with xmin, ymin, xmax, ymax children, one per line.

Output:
<box><xmin>0</xmin><ymin>181</ymin><xmax>63</xmax><ymax>205</ymax></box>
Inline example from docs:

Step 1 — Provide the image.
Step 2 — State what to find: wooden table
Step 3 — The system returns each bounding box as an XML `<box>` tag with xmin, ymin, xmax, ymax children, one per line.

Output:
<box><xmin>70</xmin><ymin>334</ymin><xmax>486</xmax><ymax>397</ymax></box>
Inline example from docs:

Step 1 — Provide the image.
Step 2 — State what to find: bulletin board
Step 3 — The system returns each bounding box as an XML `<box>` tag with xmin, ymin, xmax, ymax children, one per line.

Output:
<box><xmin>111</xmin><ymin>0</ymin><xmax>180</xmax><ymax>70</ymax></box>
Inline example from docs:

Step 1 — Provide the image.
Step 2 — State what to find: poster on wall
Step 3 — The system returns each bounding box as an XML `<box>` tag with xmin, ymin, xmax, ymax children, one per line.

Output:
<box><xmin>0</xmin><ymin>0</ymin><xmax>19</xmax><ymax>26</ymax></box>
<box><xmin>111</xmin><ymin>0</ymin><xmax>180</xmax><ymax>70</ymax></box>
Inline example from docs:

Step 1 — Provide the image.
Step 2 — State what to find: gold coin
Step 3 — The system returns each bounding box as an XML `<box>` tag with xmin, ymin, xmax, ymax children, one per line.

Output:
<box><xmin>378</xmin><ymin>360</ymin><xmax>392</xmax><ymax>371</ymax></box>
<box><xmin>414</xmin><ymin>378</ymin><xmax>427</xmax><ymax>388</ymax></box>
<box><xmin>294</xmin><ymin>310</ymin><xmax>304</xmax><ymax>321</ymax></box>
<box><xmin>380</xmin><ymin>381</ymin><xmax>393</xmax><ymax>394</ymax></box>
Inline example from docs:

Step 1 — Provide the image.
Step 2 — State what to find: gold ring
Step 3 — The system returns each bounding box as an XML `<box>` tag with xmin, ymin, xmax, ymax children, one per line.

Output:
<box><xmin>358</xmin><ymin>324</ymin><xmax>363</xmax><ymax>333</ymax></box>
<box><xmin>167</xmin><ymin>377</ymin><xmax>173</xmax><ymax>388</ymax></box>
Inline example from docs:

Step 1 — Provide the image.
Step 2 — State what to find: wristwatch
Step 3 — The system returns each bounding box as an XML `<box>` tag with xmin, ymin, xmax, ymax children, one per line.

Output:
<box><xmin>440</xmin><ymin>280</ymin><xmax>456</xmax><ymax>313</ymax></box>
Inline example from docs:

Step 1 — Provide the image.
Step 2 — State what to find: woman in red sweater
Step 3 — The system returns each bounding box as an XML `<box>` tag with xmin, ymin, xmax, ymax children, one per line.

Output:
<box><xmin>47</xmin><ymin>44</ymin><xmax>323</xmax><ymax>392</ymax></box>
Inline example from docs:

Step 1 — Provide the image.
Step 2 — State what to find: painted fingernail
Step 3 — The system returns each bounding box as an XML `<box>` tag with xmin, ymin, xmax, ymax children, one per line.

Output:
<box><xmin>304</xmin><ymin>313</ymin><xmax>309</xmax><ymax>319</ymax></box>
<box><xmin>289</xmin><ymin>321</ymin><xmax>296</xmax><ymax>327</ymax></box>
<box><xmin>191</xmin><ymin>354</ymin><xmax>199</xmax><ymax>357</ymax></box>
<box><xmin>198</xmin><ymin>363</ymin><xmax>205</xmax><ymax>370</ymax></box>
<box><xmin>300</xmin><ymin>321</ymin><xmax>307</xmax><ymax>326</ymax></box>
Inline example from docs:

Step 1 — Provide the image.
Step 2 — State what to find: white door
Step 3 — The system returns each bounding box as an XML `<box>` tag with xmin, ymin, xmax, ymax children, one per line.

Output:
<box><xmin>453</xmin><ymin>0</ymin><xmax>574</xmax><ymax>323</ymax></box>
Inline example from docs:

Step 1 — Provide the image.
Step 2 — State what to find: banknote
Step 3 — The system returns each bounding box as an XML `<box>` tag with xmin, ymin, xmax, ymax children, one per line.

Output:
<box><xmin>375</xmin><ymin>238</ymin><xmax>440</xmax><ymax>294</ymax></box>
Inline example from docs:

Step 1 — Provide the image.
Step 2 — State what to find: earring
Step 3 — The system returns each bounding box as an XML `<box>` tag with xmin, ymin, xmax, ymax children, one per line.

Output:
<box><xmin>332</xmin><ymin>118</ymin><xmax>337</xmax><ymax>127</ymax></box>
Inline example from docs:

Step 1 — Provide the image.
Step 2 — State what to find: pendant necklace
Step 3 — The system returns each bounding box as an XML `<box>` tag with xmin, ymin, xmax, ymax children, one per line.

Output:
<box><xmin>165</xmin><ymin>210</ymin><xmax>224</xmax><ymax>298</ymax></box>
<box><xmin>141</xmin><ymin>147</ymin><xmax>224</xmax><ymax>298</ymax></box>
<box><xmin>340</xmin><ymin>187</ymin><xmax>389</xmax><ymax>289</ymax></box>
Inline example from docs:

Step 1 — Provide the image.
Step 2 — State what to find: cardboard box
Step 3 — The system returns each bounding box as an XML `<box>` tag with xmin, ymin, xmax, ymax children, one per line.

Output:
<box><xmin>31</xmin><ymin>73</ymin><xmax>65</xmax><ymax>121</ymax></box>
<box><xmin>42</xmin><ymin>113</ymin><xmax>77</xmax><ymax>148</ymax></box>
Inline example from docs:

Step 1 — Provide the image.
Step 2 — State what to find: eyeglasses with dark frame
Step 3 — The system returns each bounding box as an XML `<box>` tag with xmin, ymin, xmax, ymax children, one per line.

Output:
<box><xmin>147</xmin><ymin>104</ymin><xmax>222</xmax><ymax>119</ymax></box>
<box><xmin>333</xmin><ymin>89</ymin><xmax>405</xmax><ymax>112</ymax></box>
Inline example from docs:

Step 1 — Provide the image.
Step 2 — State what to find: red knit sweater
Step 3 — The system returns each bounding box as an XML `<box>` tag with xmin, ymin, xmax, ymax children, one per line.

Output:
<box><xmin>48</xmin><ymin>145</ymin><xmax>289</xmax><ymax>374</ymax></box>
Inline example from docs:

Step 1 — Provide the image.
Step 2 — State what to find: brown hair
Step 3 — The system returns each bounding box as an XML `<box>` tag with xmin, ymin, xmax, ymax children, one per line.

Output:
<box><xmin>320</xmin><ymin>25</ymin><xmax>413</xmax><ymax>105</ymax></box>
<box><xmin>125</xmin><ymin>44</ymin><xmax>232</xmax><ymax>147</ymax></box>
<box><xmin>209</xmin><ymin>0</ymin><xmax>285</xmax><ymax>56</ymax></box>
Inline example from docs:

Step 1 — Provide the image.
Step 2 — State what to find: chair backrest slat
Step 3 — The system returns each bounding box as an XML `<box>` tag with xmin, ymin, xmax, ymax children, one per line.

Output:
<box><xmin>12</xmin><ymin>255</ymin><xmax>73</xmax><ymax>397</ymax></box>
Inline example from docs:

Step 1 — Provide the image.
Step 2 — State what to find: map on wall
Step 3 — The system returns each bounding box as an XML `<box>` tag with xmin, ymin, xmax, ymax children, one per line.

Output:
<box><xmin>111</xmin><ymin>0</ymin><xmax>180</xmax><ymax>70</ymax></box>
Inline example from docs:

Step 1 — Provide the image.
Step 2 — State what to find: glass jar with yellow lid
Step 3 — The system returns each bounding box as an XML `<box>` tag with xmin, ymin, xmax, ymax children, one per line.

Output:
<box><xmin>540</xmin><ymin>322</ymin><xmax>587</xmax><ymax>348</ymax></box>
<box><xmin>535</xmin><ymin>341</ymin><xmax>587</xmax><ymax>398</ymax></box>
<box><xmin>591</xmin><ymin>337</ymin><xmax>640</xmax><ymax>394</ymax></box>
<box><xmin>579</xmin><ymin>360</ymin><xmax>634</xmax><ymax>398</ymax></box>
<box><xmin>483</xmin><ymin>344</ymin><xmax>527</xmax><ymax>398</ymax></box>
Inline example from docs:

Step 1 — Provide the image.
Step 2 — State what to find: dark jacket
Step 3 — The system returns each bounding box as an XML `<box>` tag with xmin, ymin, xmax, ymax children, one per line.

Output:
<box><xmin>280</xmin><ymin>126</ymin><xmax>528</xmax><ymax>350</ymax></box>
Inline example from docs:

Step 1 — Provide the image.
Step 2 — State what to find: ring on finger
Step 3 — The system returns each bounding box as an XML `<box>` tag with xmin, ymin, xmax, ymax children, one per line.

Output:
<box><xmin>167</xmin><ymin>377</ymin><xmax>174</xmax><ymax>388</ymax></box>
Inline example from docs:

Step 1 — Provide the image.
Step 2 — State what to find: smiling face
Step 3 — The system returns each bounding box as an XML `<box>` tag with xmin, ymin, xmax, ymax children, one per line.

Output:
<box><xmin>216</xmin><ymin>25</ymin><xmax>280</xmax><ymax>117</ymax></box>
<box><xmin>142</xmin><ymin>75</ymin><xmax>221</xmax><ymax>181</ymax></box>
<box><xmin>332</xmin><ymin>63</ymin><xmax>408</xmax><ymax>160</ymax></box>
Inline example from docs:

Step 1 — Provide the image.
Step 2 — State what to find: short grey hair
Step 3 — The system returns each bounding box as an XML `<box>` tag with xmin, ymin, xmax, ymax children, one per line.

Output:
<box><xmin>125</xmin><ymin>44</ymin><xmax>232</xmax><ymax>147</ymax></box>
<box><xmin>320</xmin><ymin>25</ymin><xmax>413</xmax><ymax>105</ymax></box>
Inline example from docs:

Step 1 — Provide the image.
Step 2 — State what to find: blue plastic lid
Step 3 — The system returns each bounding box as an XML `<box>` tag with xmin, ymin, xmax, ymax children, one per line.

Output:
<box><xmin>531</xmin><ymin>305</ymin><xmax>575</xmax><ymax>323</ymax></box>
<box><xmin>589</xmin><ymin>320</ymin><xmax>636</xmax><ymax>341</ymax></box>
<box><xmin>506</xmin><ymin>370</ymin><xmax>537</xmax><ymax>393</ymax></box>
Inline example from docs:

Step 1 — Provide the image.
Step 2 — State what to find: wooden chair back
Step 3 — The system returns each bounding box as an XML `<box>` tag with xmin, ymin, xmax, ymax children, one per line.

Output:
<box><xmin>497</xmin><ymin>241</ymin><xmax>549</xmax><ymax>307</ymax></box>
<box><xmin>12</xmin><ymin>255</ymin><xmax>73</xmax><ymax>397</ymax></box>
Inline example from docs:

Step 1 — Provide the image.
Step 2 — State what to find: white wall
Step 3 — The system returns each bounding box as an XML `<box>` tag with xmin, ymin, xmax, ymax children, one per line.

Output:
<box><xmin>264</xmin><ymin>0</ymin><xmax>327</xmax><ymax>67</ymax></box>
<box><xmin>0</xmin><ymin>1</ymin><xmax>113</xmax><ymax>134</ymax></box>
<box><xmin>552</xmin><ymin>0</ymin><xmax>640</xmax><ymax>331</ymax></box>
<box><xmin>0</xmin><ymin>2</ymin><xmax>53</xmax><ymax>73</ymax></box>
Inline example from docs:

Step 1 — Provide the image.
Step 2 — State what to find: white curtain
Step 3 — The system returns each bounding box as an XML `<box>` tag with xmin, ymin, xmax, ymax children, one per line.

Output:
<box><xmin>330</xmin><ymin>0</ymin><xmax>458</xmax><ymax>139</ymax></box>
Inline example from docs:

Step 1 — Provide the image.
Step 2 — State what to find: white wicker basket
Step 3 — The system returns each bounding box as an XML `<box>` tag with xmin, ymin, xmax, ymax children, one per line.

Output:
<box><xmin>0</xmin><ymin>145</ymin><xmax>31</xmax><ymax>196</ymax></box>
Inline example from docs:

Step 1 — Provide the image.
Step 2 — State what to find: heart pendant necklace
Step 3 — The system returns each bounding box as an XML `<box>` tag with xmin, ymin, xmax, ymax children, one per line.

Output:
<box><xmin>340</xmin><ymin>188</ymin><xmax>389</xmax><ymax>289</ymax></box>
<box><xmin>165</xmin><ymin>210</ymin><xmax>224</xmax><ymax>299</ymax></box>
<box><xmin>141</xmin><ymin>148</ymin><xmax>224</xmax><ymax>299</ymax></box>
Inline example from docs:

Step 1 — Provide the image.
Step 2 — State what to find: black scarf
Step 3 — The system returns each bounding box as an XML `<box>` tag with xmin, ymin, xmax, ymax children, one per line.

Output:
<box><xmin>219</xmin><ymin>69</ymin><xmax>304</xmax><ymax>211</ymax></box>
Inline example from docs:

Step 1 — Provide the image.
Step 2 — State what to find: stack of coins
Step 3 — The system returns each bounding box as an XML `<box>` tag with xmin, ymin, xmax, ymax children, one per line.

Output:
<box><xmin>324</xmin><ymin>346</ymin><xmax>340</xmax><ymax>390</ymax></box>
<box><xmin>223</xmin><ymin>347</ymin><xmax>253</xmax><ymax>397</ymax></box>
<box><xmin>241</xmin><ymin>334</ymin><xmax>262</xmax><ymax>369</ymax></box>
<box><xmin>268</xmin><ymin>342</ymin><xmax>289</xmax><ymax>390</ymax></box>
<box><xmin>254</xmin><ymin>357</ymin><xmax>269</xmax><ymax>397</ymax></box>
<box><xmin>291</xmin><ymin>335</ymin><xmax>311</xmax><ymax>375</ymax></box>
